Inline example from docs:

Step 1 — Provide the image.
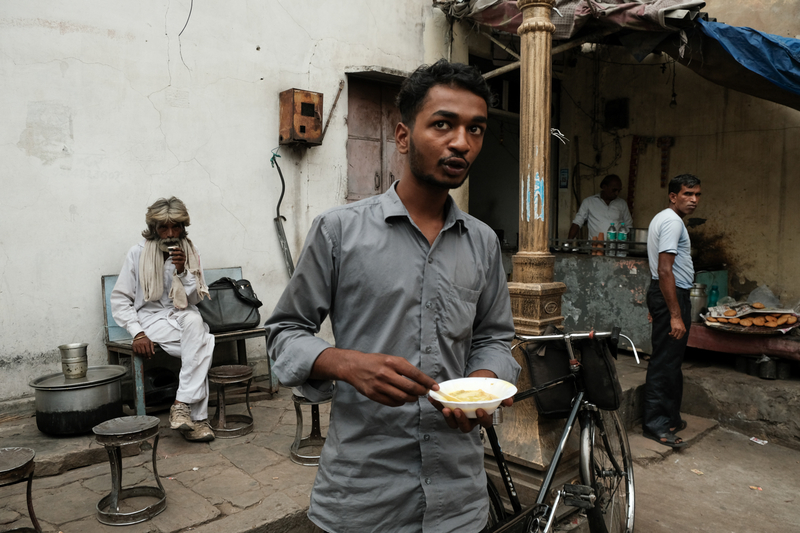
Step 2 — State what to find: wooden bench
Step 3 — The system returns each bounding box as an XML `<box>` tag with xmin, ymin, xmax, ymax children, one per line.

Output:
<box><xmin>688</xmin><ymin>323</ymin><xmax>800</xmax><ymax>362</ymax></box>
<box><xmin>102</xmin><ymin>267</ymin><xmax>276</xmax><ymax>416</ymax></box>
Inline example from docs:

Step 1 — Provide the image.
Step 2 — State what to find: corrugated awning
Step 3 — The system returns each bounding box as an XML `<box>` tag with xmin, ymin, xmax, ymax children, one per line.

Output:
<box><xmin>438</xmin><ymin>0</ymin><xmax>800</xmax><ymax>111</ymax></box>
<box><xmin>435</xmin><ymin>0</ymin><xmax>706</xmax><ymax>40</ymax></box>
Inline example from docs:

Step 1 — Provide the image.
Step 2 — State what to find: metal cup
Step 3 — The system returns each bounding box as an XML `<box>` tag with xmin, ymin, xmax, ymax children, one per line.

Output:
<box><xmin>59</xmin><ymin>343</ymin><xmax>88</xmax><ymax>379</ymax></box>
<box><xmin>492</xmin><ymin>407</ymin><xmax>503</xmax><ymax>425</ymax></box>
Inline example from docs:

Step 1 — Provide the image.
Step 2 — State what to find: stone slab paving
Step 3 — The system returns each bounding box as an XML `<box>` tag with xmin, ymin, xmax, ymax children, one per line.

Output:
<box><xmin>1</xmin><ymin>354</ymin><xmax>773</xmax><ymax>532</ymax></box>
<box><xmin>629</xmin><ymin>412</ymin><xmax>720</xmax><ymax>466</ymax></box>
<box><xmin>0</xmin><ymin>387</ymin><xmax>325</xmax><ymax>533</ymax></box>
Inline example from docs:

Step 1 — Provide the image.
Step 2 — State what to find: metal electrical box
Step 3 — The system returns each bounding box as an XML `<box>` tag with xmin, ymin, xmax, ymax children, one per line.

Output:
<box><xmin>279</xmin><ymin>88</ymin><xmax>324</xmax><ymax>146</ymax></box>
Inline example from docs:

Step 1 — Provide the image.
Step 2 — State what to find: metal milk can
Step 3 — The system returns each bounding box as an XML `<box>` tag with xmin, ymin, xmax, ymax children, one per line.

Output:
<box><xmin>689</xmin><ymin>283</ymin><xmax>707</xmax><ymax>322</ymax></box>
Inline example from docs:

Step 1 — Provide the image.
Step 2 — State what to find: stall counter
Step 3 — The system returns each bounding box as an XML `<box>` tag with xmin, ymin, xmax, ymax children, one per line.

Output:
<box><xmin>553</xmin><ymin>252</ymin><xmax>652</xmax><ymax>353</ymax></box>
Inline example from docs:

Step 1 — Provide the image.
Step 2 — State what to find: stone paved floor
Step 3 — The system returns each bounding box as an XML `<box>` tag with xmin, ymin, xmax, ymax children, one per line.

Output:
<box><xmin>0</xmin><ymin>387</ymin><xmax>326</xmax><ymax>533</ymax></box>
<box><xmin>4</xmin><ymin>352</ymin><xmax>786</xmax><ymax>533</ymax></box>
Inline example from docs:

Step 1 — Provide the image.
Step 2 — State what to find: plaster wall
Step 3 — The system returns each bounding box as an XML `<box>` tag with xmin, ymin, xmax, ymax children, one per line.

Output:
<box><xmin>0</xmin><ymin>1</ymin><xmax>437</xmax><ymax>404</ymax></box>
<box><xmin>556</xmin><ymin>2</ymin><xmax>800</xmax><ymax>303</ymax></box>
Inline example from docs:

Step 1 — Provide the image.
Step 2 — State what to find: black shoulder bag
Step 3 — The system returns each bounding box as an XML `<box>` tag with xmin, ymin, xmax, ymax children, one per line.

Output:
<box><xmin>196</xmin><ymin>278</ymin><xmax>263</xmax><ymax>333</ymax></box>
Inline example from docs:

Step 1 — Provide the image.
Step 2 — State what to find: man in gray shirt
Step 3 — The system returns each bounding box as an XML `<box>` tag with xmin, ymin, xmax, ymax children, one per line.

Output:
<box><xmin>644</xmin><ymin>174</ymin><xmax>702</xmax><ymax>448</ymax></box>
<box><xmin>265</xmin><ymin>60</ymin><xmax>520</xmax><ymax>532</ymax></box>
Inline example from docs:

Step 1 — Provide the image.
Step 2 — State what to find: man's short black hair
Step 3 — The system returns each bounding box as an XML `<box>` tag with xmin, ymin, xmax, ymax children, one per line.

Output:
<box><xmin>395</xmin><ymin>59</ymin><xmax>493</xmax><ymax>127</ymax></box>
<box><xmin>600</xmin><ymin>174</ymin><xmax>621</xmax><ymax>188</ymax></box>
<box><xmin>668</xmin><ymin>174</ymin><xmax>701</xmax><ymax>195</ymax></box>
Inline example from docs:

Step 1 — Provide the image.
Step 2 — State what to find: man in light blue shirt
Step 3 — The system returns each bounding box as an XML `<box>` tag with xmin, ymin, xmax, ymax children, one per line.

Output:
<box><xmin>643</xmin><ymin>174</ymin><xmax>702</xmax><ymax>448</ymax></box>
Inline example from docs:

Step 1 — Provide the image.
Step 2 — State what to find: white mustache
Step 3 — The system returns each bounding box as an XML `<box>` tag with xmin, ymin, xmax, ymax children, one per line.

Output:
<box><xmin>158</xmin><ymin>238</ymin><xmax>180</xmax><ymax>252</ymax></box>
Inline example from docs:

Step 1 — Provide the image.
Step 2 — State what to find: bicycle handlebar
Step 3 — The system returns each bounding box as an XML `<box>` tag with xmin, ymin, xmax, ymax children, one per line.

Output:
<box><xmin>516</xmin><ymin>331</ymin><xmax>613</xmax><ymax>342</ymax></box>
<box><xmin>515</xmin><ymin>330</ymin><xmax>640</xmax><ymax>364</ymax></box>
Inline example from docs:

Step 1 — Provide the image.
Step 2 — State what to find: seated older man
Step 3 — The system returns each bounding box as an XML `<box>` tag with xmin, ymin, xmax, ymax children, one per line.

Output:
<box><xmin>111</xmin><ymin>196</ymin><xmax>215</xmax><ymax>442</ymax></box>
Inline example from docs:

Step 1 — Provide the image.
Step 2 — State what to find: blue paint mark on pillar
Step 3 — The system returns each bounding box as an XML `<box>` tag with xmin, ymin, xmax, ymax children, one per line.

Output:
<box><xmin>534</xmin><ymin>172</ymin><xmax>545</xmax><ymax>221</ymax></box>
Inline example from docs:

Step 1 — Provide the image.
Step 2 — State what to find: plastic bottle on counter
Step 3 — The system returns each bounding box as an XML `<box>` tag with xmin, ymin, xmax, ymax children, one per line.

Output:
<box><xmin>616</xmin><ymin>223</ymin><xmax>628</xmax><ymax>257</ymax></box>
<box><xmin>606</xmin><ymin>222</ymin><xmax>617</xmax><ymax>257</ymax></box>
<box><xmin>708</xmin><ymin>284</ymin><xmax>720</xmax><ymax>308</ymax></box>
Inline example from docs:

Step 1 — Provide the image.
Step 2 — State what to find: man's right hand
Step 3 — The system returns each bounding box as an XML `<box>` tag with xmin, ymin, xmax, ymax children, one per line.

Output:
<box><xmin>132</xmin><ymin>334</ymin><xmax>156</xmax><ymax>358</ymax></box>
<box><xmin>312</xmin><ymin>348</ymin><xmax>438</xmax><ymax>407</ymax></box>
<box><xmin>669</xmin><ymin>316</ymin><xmax>686</xmax><ymax>339</ymax></box>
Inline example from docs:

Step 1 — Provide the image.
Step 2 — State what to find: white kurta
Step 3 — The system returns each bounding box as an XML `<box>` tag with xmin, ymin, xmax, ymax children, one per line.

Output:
<box><xmin>572</xmin><ymin>194</ymin><xmax>633</xmax><ymax>239</ymax></box>
<box><xmin>111</xmin><ymin>240</ymin><xmax>215</xmax><ymax>420</ymax></box>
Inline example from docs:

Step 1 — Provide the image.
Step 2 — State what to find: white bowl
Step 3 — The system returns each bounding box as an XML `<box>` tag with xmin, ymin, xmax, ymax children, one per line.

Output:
<box><xmin>429</xmin><ymin>377</ymin><xmax>517</xmax><ymax>419</ymax></box>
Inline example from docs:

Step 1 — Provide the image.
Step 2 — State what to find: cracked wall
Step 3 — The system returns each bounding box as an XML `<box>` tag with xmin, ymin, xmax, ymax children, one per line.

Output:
<box><xmin>0</xmin><ymin>0</ymin><xmax>433</xmax><ymax>404</ymax></box>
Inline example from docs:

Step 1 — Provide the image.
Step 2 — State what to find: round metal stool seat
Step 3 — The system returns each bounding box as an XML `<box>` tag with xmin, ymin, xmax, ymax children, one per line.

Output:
<box><xmin>92</xmin><ymin>416</ymin><xmax>166</xmax><ymax>526</ymax></box>
<box><xmin>290</xmin><ymin>394</ymin><xmax>331</xmax><ymax>466</ymax></box>
<box><xmin>0</xmin><ymin>447</ymin><xmax>42</xmax><ymax>533</ymax></box>
<box><xmin>208</xmin><ymin>365</ymin><xmax>254</xmax><ymax>438</ymax></box>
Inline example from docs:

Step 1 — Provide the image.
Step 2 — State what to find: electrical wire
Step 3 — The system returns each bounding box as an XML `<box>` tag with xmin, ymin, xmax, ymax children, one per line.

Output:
<box><xmin>178</xmin><ymin>0</ymin><xmax>193</xmax><ymax>37</ymax></box>
<box><xmin>177</xmin><ymin>0</ymin><xmax>193</xmax><ymax>70</ymax></box>
<box><xmin>270</xmin><ymin>147</ymin><xmax>296</xmax><ymax>277</ymax></box>
<box><xmin>270</xmin><ymin>148</ymin><xmax>286</xmax><ymax>220</ymax></box>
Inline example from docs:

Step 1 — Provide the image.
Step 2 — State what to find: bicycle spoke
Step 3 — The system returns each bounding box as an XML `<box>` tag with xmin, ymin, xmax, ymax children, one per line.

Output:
<box><xmin>580</xmin><ymin>409</ymin><xmax>635</xmax><ymax>533</ymax></box>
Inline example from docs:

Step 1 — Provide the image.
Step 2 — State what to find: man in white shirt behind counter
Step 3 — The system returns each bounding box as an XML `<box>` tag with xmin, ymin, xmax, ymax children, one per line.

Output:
<box><xmin>567</xmin><ymin>174</ymin><xmax>633</xmax><ymax>240</ymax></box>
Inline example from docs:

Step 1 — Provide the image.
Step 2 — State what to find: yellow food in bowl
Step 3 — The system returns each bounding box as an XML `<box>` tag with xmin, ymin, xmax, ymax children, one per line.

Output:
<box><xmin>447</xmin><ymin>389</ymin><xmax>498</xmax><ymax>402</ymax></box>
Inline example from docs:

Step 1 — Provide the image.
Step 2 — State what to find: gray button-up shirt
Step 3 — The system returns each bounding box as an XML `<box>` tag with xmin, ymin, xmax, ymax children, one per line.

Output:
<box><xmin>265</xmin><ymin>183</ymin><xmax>519</xmax><ymax>533</ymax></box>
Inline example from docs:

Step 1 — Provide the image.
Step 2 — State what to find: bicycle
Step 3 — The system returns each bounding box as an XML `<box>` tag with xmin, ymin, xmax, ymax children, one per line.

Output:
<box><xmin>484</xmin><ymin>328</ymin><xmax>639</xmax><ymax>533</ymax></box>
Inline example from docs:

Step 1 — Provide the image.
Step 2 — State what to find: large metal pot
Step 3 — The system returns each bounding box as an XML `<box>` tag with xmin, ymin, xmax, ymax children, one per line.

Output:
<box><xmin>29</xmin><ymin>365</ymin><xmax>126</xmax><ymax>436</ymax></box>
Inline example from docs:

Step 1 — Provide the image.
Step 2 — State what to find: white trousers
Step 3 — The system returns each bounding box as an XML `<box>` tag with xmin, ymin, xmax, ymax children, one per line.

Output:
<box><xmin>144</xmin><ymin>308</ymin><xmax>215</xmax><ymax>421</ymax></box>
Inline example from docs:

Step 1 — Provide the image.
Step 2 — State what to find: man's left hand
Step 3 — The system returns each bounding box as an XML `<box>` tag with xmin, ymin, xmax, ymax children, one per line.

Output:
<box><xmin>169</xmin><ymin>248</ymin><xmax>186</xmax><ymax>274</ymax></box>
<box><xmin>428</xmin><ymin>370</ymin><xmax>514</xmax><ymax>433</ymax></box>
<box><xmin>429</xmin><ymin>396</ymin><xmax>514</xmax><ymax>433</ymax></box>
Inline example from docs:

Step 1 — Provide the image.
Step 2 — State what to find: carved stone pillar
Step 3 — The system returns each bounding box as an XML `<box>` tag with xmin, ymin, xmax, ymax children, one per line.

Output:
<box><xmin>509</xmin><ymin>0</ymin><xmax>566</xmax><ymax>336</ymax></box>
<box><xmin>486</xmin><ymin>0</ymin><xmax>574</xmax><ymax>486</ymax></box>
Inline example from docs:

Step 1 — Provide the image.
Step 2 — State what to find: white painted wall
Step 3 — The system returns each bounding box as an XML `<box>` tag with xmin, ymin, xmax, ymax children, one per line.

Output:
<box><xmin>0</xmin><ymin>1</ymin><xmax>442</xmax><ymax>406</ymax></box>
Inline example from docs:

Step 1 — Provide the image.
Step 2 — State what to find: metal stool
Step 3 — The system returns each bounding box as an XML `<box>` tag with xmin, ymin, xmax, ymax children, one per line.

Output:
<box><xmin>290</xmin><ymin>394</ymin><xmax>331</xmax><ymax>466</ymax></box>
<box><xmin>0</xmin><ymin>447</ymin><xmax>42</xmax><ymax>533</ymax></box>
<box><xmin>208</xmin><ymin>365</ymin><xmax>254</xmax><ymax>438</ymax></box>
<box><xmin>92</xmin><ymin>416</ymin><xmax>166</xmax><ymax>526</ymax></box>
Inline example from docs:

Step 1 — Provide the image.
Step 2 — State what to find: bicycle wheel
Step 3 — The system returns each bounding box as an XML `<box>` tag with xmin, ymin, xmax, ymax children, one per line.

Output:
<box><xmin>579</xmin><ymin>409</ymin><xmax>635</xmax><ymax>533</ymax></box>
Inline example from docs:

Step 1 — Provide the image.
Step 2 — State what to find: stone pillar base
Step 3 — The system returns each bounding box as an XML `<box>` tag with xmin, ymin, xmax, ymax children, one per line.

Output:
<box><xmin>508</xmin><ymin>281</ymin><xmax>567</xmax><ymax>335</ymax></box>
<box><xmin>493</xmin><ymin>278</ymin><xmax>570</xmax><ymax>479</ymax></box>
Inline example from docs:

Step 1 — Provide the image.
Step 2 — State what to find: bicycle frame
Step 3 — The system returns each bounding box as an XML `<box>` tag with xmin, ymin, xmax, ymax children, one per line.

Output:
<box><xmin>485</xmin><ymin>391</ymin><xmax>586</xmax><ymax>533</ymax></box>
<box><xmin>485</xmin><ymin>329</ymin><xmax>637</xmax><ymax>533</ymax></box>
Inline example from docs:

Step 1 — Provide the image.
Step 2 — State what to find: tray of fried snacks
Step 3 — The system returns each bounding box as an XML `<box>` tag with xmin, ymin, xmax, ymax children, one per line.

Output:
<box><xmin>703</xmin><ymin>302</ymin><xmax>799</xmax><ymax>334</ymax></box>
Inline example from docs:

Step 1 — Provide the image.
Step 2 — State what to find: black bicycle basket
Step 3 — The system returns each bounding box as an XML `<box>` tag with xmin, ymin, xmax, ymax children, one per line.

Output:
<box><xmin>521</xmin><ymin>335</ymin><xmax>577</xmax><ymax>419</ymax></box>
<box><xmin>578</xmin><ymin>337</ymin><xmax>623</xmax><ymax>411</ymax></box>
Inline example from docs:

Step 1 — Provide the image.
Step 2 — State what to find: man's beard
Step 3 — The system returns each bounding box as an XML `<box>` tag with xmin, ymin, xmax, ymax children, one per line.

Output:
<box><xmin>408</xmin><ymin>138</ymin><xmax>469</xmax><ymax>190</ymax></box>
<box><xmin>157</xmin><ymin>237</ymin><xmax>181</xmax><ymax>252</ymax></box>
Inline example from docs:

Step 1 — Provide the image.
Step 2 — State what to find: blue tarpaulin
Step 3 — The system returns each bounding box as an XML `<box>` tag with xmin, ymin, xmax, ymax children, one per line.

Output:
<box><xmin>697</xmin><ymin>19</ymin><xmax>800</xmax><ymax>97</ymax></box>
<box><xmin>653</xmin><ymin>19</ymin><xmax>800</xmax><ymax>111</ymax></box>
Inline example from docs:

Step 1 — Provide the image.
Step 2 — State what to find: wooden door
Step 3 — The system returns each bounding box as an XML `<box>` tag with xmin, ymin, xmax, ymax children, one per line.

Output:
<box><xmin>347</xmin><ymin>78</ymin><xmax>403</xmax><ymax>202</ymax></box>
